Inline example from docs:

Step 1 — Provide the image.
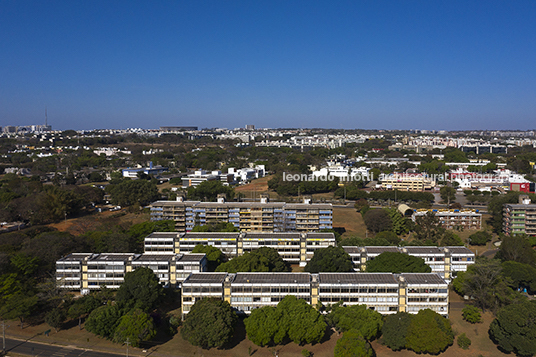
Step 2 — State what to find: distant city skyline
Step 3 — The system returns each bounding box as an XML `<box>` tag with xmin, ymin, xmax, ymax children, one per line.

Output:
<box><xmin>1</xmin><ymin>1</ymin><xmax>535</xmax><ymax>131</ymax></box>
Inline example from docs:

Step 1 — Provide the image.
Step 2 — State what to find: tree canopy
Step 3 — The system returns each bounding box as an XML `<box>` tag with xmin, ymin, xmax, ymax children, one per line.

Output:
<box><xmin>113</xmin><ymin>309</ymin><xmax>157</xmax><ymax>348</ymax></box>
<box><xmin>245</xmin><ymin>295</ymin><xmax>326</xmax><ymax>346</ymax></box>
<box><xmin>405</xmin><ymin>309</ymin><xmax>453</xmax><ymax>354</ymax></box>
<box><xmin>215</xmin><ymin>247</ymin><xmax>289</xmax><ymax>273</ymax></box>
<box><xmin>363</xmin><ymin>209</ymin><xmax>392</xmax><ymax>233</ymax></box>
<box><xmin>304</xmin><ymin>246</ymin><xmax>353</xmax><ymax>273</ymax></box>
<box><xmin>187</xmin><ymin>180</ymin><xmax>234</xmax><ymax>202</ymax></box>
<box><xmin>334</xmin><ymin>329</ymin><xmax>374</xmax><ymax>357</ymax></box>
<box><xmin>107</xmin><ymin>178</ymin><xmax>159</xmax><ymax>206</ymax></box>
<box><xmin>192</xmin><ymin>244</ymin><xmax>224</xmax><ymax>271</ymax></box>
<box><xmin>489</xmin><ymin>300</ymin><xmax>536</xmax><ymax>357</ymax></box>
<box><xmin>381</xmin><ymin>312</ymin><xmax>413</xmax><ymax>351</ymax></box>
<box><xmin>327</xmin><ymin>303</ymin><xmax>383</xmax><ymax>340</ymax></box>
<box><xmin>116</xmin><ymin>267</ymin><xmax>164</xmax><ymax>312</ymax></box>
<box><xmin>365</xmin><ymin>252</ymin><xmax>431</xmax><ymax>273</ymax></box>
<box><xmin>181</xmin><ymin>298</ymin><xmax>237</xmax><ymax>349</ymax></box>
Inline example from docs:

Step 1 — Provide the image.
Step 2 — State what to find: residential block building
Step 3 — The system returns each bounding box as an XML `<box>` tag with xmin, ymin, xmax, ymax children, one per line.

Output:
<box><xmin>380</xmin><ymin>174</ymin><xmax>435</xmax><ymax>191</ymax></box>
<box><xmin>56</xmin><ymin>252</ymin><xmax>207</xmax><ymax>294</ymax></box>
<box><xmin>503</xmin><ymin>197</ymin><xmax>536</xmax><ymax>236</ymax></box>
<box><xmin>144</xmin><ymin>231</ymin><xmax>337</xmax><ymax>266</ymax></box>
<box><xmin>150</xmin><ymin>197</ymin><xmax>333</xmax><ymax>232</ymax></box>
<box><xmin>412</xmin><ymin>209</ymin><xmax>482</xmax><ymax>230</ymax></box>
<box><xmin>342</xmin><ymin>246</ymin><xmax>475</xmax><ymax>281</ymax></box>
<box><xmin>181</xmin><ymin>272</ymin><xmax>448</xmax><ymax>317</ymax></box>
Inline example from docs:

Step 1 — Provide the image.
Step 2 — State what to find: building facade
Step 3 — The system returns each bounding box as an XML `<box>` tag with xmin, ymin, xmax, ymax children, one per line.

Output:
<box><xmin>144</xmin><ymin>231</ymin><xmax>337</xmax><ymax>266</ymax></box>
<box><xmin>503</xmin><ymin>201</ymin><xmax>536</xmax><ymax>236</ymax></box>
<box><xmin>412</xmin><ymin>209</ymin><xmax>482</xmax><ymax>230</ymax></box>
<box><xmin>181</xmin><ymin>272</ymin><xmax>449</xmax><ymax>317</ymax></box>
<box><xmin>343</xmin><ymin>245</ymin><xmax>475</xmax><ymax>281</ymax></box>
<box><xmin>56</xmin><ymin>253</ymin><xmax>207</xmax><ymax>294</ymax></box>
<box><xmin>150</xmin><ymin>198</ymin><xmax>333</xmax><ymax>232</ymax></box>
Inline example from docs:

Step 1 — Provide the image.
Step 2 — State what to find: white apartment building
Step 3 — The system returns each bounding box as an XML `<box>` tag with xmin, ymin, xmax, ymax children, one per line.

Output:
<box><xmin>342</xmin><ymin>245</ymin><xmax>475</xmax><ymax>281</ymax></box>
<box><xmin>143</xmin><ymin>231</ymin><xmax>337</xmax><ymax>266</ymax></box>
<box><xmin>181</xmin><ymin>272</ymin><xmax>449</xmax><ymax>318</ymax></box>
<box><xmin>56</xmin><ymin>252</ymin><xmax>207</xmax><ymax>294</ymax></box>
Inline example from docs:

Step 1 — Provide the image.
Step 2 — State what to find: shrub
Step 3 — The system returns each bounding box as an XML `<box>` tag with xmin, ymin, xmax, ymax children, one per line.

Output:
<box><xmin>457</xmin><ymin>333</ymin><xmax>471</xmax><ymax>350</ymax></box>
<box><xmin>462</xmin><ymin>305</ymin><xmax>482</xmax><ymax>323</ymax></box>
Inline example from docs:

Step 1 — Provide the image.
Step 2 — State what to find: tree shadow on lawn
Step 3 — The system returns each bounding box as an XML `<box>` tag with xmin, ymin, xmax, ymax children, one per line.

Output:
<box><xmin>224</xmin><ymin>316</ymin><xmax>247</xmax><ymax>350</ymax></box>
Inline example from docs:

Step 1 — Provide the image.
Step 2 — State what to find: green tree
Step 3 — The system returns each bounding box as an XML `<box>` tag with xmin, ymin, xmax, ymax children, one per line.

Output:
<box><xmin>334</xmin><ymin>329</ymin><xmax>374</xmax><ymax>357</ymax></box>
<box><xmin>244</xmin><ymin>306</ymin><xmax>282</xmax><ymax>346</ymax></box>
<box><xmin>365</xmin><ymin>252</ymin><xmax>431</xmax><ymax>273</ymax></box>
<box><xmin>181</xmin><ymin>298</ymin><xmax>237</xmax><ymax>349</ymax></box>
<box><xmin>405</xmin><ymin>309</ymin><xmax>453</xmax><ymax>354</ymax></box>
<box><xmin>127</xmin><ymin>220</ymin><xmax>175</xmax><ymax>244</ymax></box>
<box><xmin>45</xmin><ymin>307</ymin><xmax>66</xmax><ymax>332</ymax></box>
<box><xmin>387</xmin><ymin>208</ymin><xmax>408</xmax><ymax>236</ymax></box>
<box><xmin>191</xmin><ymin>222</ymin><xmax>238</xmax><ymax>232</ymax></box>
<box><xmin>107</xmin><ymin>179</ymin><xmax>159</xmax><ymax>206</ymax></box>
<box><xmin>244</xmin><ymin>295</ymin><xmax>326</xmax><ymax>346</ymax></box>
<box><xmin>457</xmin><ymin>333</ymin><xmax>471</xmax><ymax>350</ymax></box>
<box><xmin>375</xmin><ymin>231</ymin><xmax>400</xmax><ymax>245</ymax></box>
<box><xmin>304</xmin><ymin>246</ymin><xmax>353</xmax><ymax>273</ymax></box>
<box><xmin>192</xmin><ymin>244</ymin><xmax>224</xmax><ymax>271</ymax></box>
<box><xmin>413</xmin><ymin>212</ymin><xmax>445</xmax><ymax>243</ymax></box>
<box><xmin>440</xmin><ymin>186</ymin><xmax>456</xmax><ymax>204</ymax></box>
<box><xmin>495</xmin><ymin>234</ymin><xmax>536</xmax><ymax>266</ymax></box>
<box><xmin>501</xmin><ymin>261</ymin><xmax>536</xmax><ymax>294</ymax></box>
<box><xmin>381</xmin><ymin>312</ymin><xmax>413</xmax><ymax>351</ymax></box>
<box><xmin>489</xmin><ymin>300</ymin><xmax>536</xmax><ymax>357</ymax></box>
<box><xmin>0</xmin><ymin>293</ymin><xmax>38</xmax><ymax>329</ymax></box>
<box><xmin>363</xmin><ymin>209</ymin><xmax>392</xmax><ymax>233</ymax></box>
<box><xmin>462</xmin><ymin>259</ymin><xmax>522</xmax><ymax>312</ymax></box>
<box><xmin>85</xmin><ymin>305</ymin><xmax>123</xmax><ymax>339</ymax></box>
<box><xmin>468</xmin><ymin>231</ymin><xmax>492</xmax><ymax>246</ymax></box>
<box><xmin>461</xmin><ymin>305</ymin><xmax>482</xmax><ymax>323</ymax></box>
<box><xmin>187</xmin><ymin>180</ymin><xmax>235</xmax><ymax>202</ymax></box>
<box><xmin>216</xmin><ymin>247</ymin><xmax>289</xmax><ymax>273</ymax></box>
<box><xmin>116</xmin><ymin>267</ymin><xmax>164</xmax><ymax>312</ymax></box>
<box><xmin>439</xmin><ymin>231</ymin><xmax>464</xmax><ymax>246</ymax></box>
<box><xmin>327</xmin><ymin>304</ymin><xmax>383</xmax><ymax>340</ymax></box>
<box><xmin>113</xmin><ymin>309</ymin><xmax>157</xmax><ymax>348</ymax></box>
<box><xmin>68</xmin><ymin>294</ymin><xmax>101</xmax><ymax>330</ymax></box>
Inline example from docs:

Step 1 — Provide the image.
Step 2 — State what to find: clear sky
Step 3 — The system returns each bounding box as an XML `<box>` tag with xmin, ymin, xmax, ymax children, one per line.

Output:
<box><xmin>1</xmin><ymin>0</ymin><xmax>535</xmax><ymax>131</ymax></box>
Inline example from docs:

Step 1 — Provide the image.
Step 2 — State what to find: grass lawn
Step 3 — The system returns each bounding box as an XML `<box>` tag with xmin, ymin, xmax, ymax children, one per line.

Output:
<box><xmin>332</xmin><ymin>207</ymin><xmax>367</xmax><ymax>238</ymax></box>
<box><xmin>48</xmin><ymin>210</ymin><xmax>150</xmax><ymax>236</ymax></box>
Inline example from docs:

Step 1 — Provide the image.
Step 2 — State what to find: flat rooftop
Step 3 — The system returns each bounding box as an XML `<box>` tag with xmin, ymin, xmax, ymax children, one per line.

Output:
<box><xmin>319</xmin><ymin>273</ymin><xmax>398</xmax><ymax>285</ymax></box>
<box><xmin>90</xmin><ymin>253</ymin><xmax>137</xmax><ymax>261</ymax></box>
<box><xmin>134</xmin><ymin>254</ymin><xmax>175</xmax><ymax>262</ymax></box>
<box><xmin>403</xmin><ymin>246</ymin><xmax>443</xmax><ymax>255</ymax></box>
<box><xmin>183</xmin><ymin>273</ymin><xmax>228</xmax><ymax>284</ymax></box>
<box><xmin>145</xmin><ymin>232</ymin><xmax>178</xmax><ymax>239</ymax></box>
<box><xmin>177</xmin><ymin>253</ymin><xmax>206</xmax><ymax>262</ymax></box>
<box><xmin>445</xmin><ymin>246</ymin><xmax>474</xmax><ymax>255</ymax></box>
<box><xmin>232</xmin><ymin>272</ymin><xmax>311</xmax><ymax>285</ymax></box>
<box><xmin>243</xmin><ymin>233</ymin><xmax>301</xmax><ymax>239</ymax></box>
<box><xmin>365</xmin><ymin>246</ymin><xmax>400</xmax><ymax>255</ymax></box>
<box><xmin>57</xmin><ymin>253</ymin><xmax>94</xmax><ymax>262</ymax></box>
<box><xmin>401</xmin><ymin>273</ymin><xmax>447</xmax><ymax>285</ymax></box>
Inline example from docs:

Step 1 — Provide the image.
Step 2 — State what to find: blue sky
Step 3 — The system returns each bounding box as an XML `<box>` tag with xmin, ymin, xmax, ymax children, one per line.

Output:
<box><xmin>1</xmin><ymin>1</ymin><xmax>535</xmax><ymax>131</ymax></box>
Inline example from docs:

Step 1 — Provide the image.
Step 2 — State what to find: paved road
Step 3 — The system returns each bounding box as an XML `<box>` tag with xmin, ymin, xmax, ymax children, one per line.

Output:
<box><xmin>4</xmin><ymin>337</ymin><xmax>125</xmax><ymax>357</ymax></box>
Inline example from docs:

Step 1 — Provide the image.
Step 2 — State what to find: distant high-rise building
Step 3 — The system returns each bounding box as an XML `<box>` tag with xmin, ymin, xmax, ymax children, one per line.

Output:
<box><xmin>245</xmin><ymin>124</ymin><xmax>255</xmax><ymax>130</ymax></box>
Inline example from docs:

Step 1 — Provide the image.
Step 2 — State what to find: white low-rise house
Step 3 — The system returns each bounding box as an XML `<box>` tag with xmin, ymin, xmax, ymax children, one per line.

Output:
<box><xmin>228</xmin><ymin>165</ymin><xmax>265</xmax><ymax>182</ymax></box>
